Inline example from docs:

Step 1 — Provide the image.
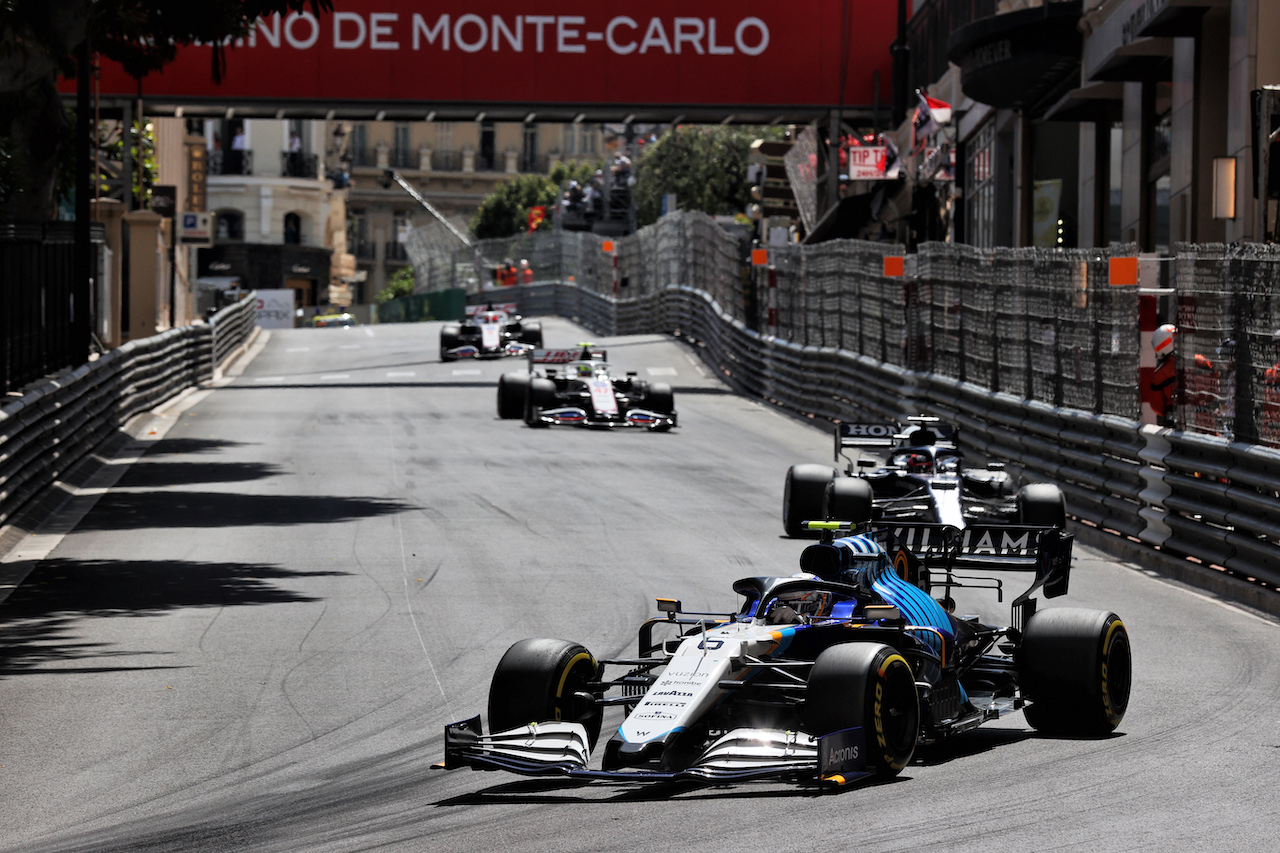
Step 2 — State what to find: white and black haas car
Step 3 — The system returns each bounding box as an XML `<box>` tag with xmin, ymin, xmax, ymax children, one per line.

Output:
<box><xmin>439</xmin><ymin>303</ymin><xmax>543</xmax><ymax>362</ymax></box>
<box><xmin>783</xmin><ymin>416</ymin><xmax>1064</xmax><ymax>537</ymax></box>
<box><xmin>495</xmin><ymin>343</ymin><xmax>677</xmax><ymax>431</ymax></box>
<box><xmin>439</xmin><ymin>505</ymin><xmax>1131</xmax><ymax>788</ymax></box>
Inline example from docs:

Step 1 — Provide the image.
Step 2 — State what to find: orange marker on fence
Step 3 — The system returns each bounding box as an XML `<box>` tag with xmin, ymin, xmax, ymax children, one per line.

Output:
<box><xmin>884</xmin><ymin>256</ymin><xmax>905</xmax><ymax>277</ymax></box>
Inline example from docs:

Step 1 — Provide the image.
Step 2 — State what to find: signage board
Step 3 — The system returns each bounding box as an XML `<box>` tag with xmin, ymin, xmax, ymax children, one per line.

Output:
<box><xmin>67</xmin><ymin>2</ymin><xmax>896</xmax><ymax>115</ymax></box>
<box><xmin>179</xmin><ymin>212</ymin><xmax>214</xmax><ymax>246</ymax></box>
<box><xmin>256</xmin><ymin>289</ymin><xmax>297</xmax><ymax>329</ymax></box>
<box><xmin>845</xmin><ymin>146</ymin><xmax>891</xmax><ymax>181</ymax></box>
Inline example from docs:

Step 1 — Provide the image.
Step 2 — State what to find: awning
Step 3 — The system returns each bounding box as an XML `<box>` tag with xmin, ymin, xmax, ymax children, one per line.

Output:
<box><xmin>947</xmin><ymin>1</ymin><xmax>1083</xmax><ymax>114</ymax></box>
<box><xmin>1087</xmin><ymin>37</ymin><xmax>1175</xmax><ymax>82</ymax></box>
<box><xmin>1131</xmin><ymin>0</ymin><xmax>1226</xmax><ymax>38</ymax></box>
<box><xmin>1043</xmin><ymin>81</ymin><xmax>1125</xmax><ymax>123</ymax></box>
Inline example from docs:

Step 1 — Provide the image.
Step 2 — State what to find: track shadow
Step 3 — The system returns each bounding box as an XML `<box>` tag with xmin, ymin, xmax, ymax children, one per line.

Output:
<box><xmin>71</xmin><ymin>491</ymin><xmax>414</xmax><ymax>531</ymax></box>
<box><xmin>114</xmin><ymin>461</ymin><xmax>282</xmax><ymax>488</ymax></box>
<box><xmin>911</xmin><ymin>727</ymin><xmax>1035</xmax><ymax>765</ymax></box>
<box><xmin>0</xmin><ymin>558</ymin><xmax>340</xmax><ymax>675</ymax></box>
<box><xmin>434</xmin><ymin>770</ymin><xmax>909</xmax><ymax>805</ymax></box>
<box><xmin>141</xmin><ymin>437</ymin><xmax>250</xmax><ymax>456</ymax></box>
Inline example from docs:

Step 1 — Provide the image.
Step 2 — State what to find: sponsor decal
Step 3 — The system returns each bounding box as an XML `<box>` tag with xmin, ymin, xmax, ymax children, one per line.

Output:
<box><xmin>891</xmin><ymin>525</ymin><xmax>1034</xmax><ymax>556</ymax></box>
<box><xmin>819</xmin><ymin>727</ymin><xmax>866</xmax><ymax>777</ymax></box>
<box><xmin>842</xmin><ymin>423</ymin><xmax>896</xmax><ymax>438</ymax></box>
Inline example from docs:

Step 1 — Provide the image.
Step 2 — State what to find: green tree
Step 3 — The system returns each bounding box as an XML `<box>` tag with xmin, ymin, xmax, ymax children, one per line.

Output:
<box><xmin>469</xmin><ymin>161</ymin><xmax>599</xmax><ymax>239</ymax></box>
<box><xmin>632</xmin><ymin>126</ymin><xmax>783</xmax><ymax>229</ymax></box>
<box><xmin>377</xmin><ymin>265</ymin><xmax>415</xmax><ymax>304</ymax></box>
<box><xmin>1</xmin><ymin>0</ymin><xmax>332</xmax><ymax>220</ymax></box>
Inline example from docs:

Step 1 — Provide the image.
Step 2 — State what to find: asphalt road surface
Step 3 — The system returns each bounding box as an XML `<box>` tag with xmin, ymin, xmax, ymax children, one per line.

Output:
<box><xmin>1</xmin><ymin>319</ymin><xmax>1277</xmax><ymax>852</ymax></box>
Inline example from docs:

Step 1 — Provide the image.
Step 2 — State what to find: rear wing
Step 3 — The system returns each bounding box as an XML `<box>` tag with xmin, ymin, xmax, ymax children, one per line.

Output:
<box><xmin>466</xmin><ymin>302</ymin><xmax>516</xmax><ymax>316</ymax></box>
<box><xmin>873</xmin><ymin>523</ymin><xmax>1072</xmax><ymax>601</ymax></box>
<box><xmin>834</xmin><ymin>423</ymin><xmax>901</xmax><ymax>458</ymax></box>
<box><xmin>527</xmin><ymin>348</ymin><xmax>607</xmax><ymax>367</ymax></box>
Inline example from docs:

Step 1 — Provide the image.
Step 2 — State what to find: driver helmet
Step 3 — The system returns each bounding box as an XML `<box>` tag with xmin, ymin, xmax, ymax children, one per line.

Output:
<box><xmin>576</xmin><ymin>363</ymin><xmax>594</xmax><ymax>377</ymax></box>
<box><xmin>1152</xmin><ymin>323</ymin><xmax>1176</xmax><ymax>356</ymax></box>
<box><xmin>906</xmin><ymin>452</ymin><xmax>931</xmax><ymax>474</ymax></box>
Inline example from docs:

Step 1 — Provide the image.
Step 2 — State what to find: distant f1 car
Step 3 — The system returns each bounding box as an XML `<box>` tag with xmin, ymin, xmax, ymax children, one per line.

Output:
<box><xmin>440</xmin><ymin>509</ymin><xmax>1131</xmax><ymax>788</ymax></box>
<box><xmin>495</xmin><ymin>344</ymin><xmax>677</xmax><ymax>430</ymax></box>
<box><xmin>439</xmin><ymin>303</ymin><xmax>542</xmax><ymax>361</ymax></box>
<box><xmin>783</xmin><ymin>416</ymin><xmax>1064</xmax><ymax>538</ymax></box>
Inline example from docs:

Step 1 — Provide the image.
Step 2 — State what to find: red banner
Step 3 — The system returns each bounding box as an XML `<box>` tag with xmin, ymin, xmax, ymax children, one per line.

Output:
<box><xmin>69</xmin><ymin>2</ymin><xmax>897</xmax><ymax>113</ymax></box>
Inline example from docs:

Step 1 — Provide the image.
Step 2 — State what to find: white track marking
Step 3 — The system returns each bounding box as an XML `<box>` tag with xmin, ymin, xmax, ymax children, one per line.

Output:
<box><xmin>320</xmin><ymin>374</ymin><xmax>350</xmax><ymax>381</ymax></box>
<box><xmin>254</xmin><ymin>376</ymin><xmax>284</xmax><ymax>383</ymax></box>
<box><xmin>647</xmin><ymin>366</ymin><xmax>677</xmax><ymax>376</ymax></box>
<box><xmin>386</xmin><ymin>371</ymin><xmax>416</xmax><ymax>378</ymax></box>
<box><xmin>382</xmin><ymin>387</ymin><xmax>454</xmax><ymax>717</ymax></box>
<box><xmin>286</xmin><ymin>347</ymin><xmax>310</xmax><ymax>353</ymax></box>
<box><xmin>451</xmin><ymin>368</ymin><xmax>481</xmax><ymax>376</ymax></box>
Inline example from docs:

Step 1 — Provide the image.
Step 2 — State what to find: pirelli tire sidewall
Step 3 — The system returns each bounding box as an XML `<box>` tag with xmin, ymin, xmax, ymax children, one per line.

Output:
<box><xmin>1018</xmin><ymin>608</ymin><xmax>1131</xmax><ymax>735</ymax></box>
<box><xmin>487</xmin><ymin>638</ymin><xmax>604</xmax><ymax>750</ymax></box>
<box><xmin>805</xmin><ymin>642</ymin><xmax>920</xmax><ymax>777</ymax></box>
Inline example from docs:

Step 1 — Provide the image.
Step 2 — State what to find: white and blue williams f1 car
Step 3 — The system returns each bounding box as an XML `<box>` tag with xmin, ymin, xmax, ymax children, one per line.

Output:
<box><xmin>440</xmin><ymin>516</ymin><xmax>1131</xmax><ymax>788</ymax></box>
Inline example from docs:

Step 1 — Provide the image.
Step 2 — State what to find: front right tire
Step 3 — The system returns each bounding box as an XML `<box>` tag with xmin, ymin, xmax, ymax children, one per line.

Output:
<box><xmin>805</xmin><ymin>643</ymin><xmax>920</xmax><ymax>777</ymax></box>
<box><xmin>488</xmin><ymin>639</ymin><xmax>603</xmax><ymax>751</ymax></box>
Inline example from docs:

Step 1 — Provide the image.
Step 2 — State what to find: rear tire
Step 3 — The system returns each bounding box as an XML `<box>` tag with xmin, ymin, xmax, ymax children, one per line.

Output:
<box><xmin>824</xmin><ymin>477</ymin><xmax>874</xmax><ymax>525</ymax></box>
<box><xmin>805</xmin><ymin>643</ymin><xmax>919</xmax><ymax>777</ymax></box>
<box><xmin>488</xmin><ymin>639</ymin><xmax>603</xmax><ymax>751</ymax></box>
<box><xmin>645</xmin><ymin>382</ymin><xmax>675</xmax><ymax>415</ymax></box>
<box><xmin>1019</xmin><ymin>608</ymin><xmax>1131</xmax><ymax>736</ymax></box>
<box><xmin>525</xmin><ymin>377</ymin><xmax>557</xmax><ymax>427</ymax></box>
<box><xmin>1018</xmin><ymin>483</ymin><xmax>1066</xmax><ymax>527</ymax></box>
<box><xmin>497</xmin><ymin>373</ymin><xmax>530</xmax><ymax>419</ymax></box>
<box><xmin>783</xmin><ymin>464</ymin><xmax>838</xmax><ymax>537</ymax></box>
<box><xmin>520</xmin><ymin>321</ymin><xmax>543</xmax><ymax>347</ymax></box>
<box><xmin>439</xmin><ymin>323</ymin><xmax>461</xmax><ymax>362</ymax></box>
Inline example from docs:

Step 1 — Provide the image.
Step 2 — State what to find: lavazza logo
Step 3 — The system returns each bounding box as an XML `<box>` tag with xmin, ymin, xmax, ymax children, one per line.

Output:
<box><xmin>236</xmin><ymin>12</ymin><xmax>770</xmax><ymax>57</ymax></box>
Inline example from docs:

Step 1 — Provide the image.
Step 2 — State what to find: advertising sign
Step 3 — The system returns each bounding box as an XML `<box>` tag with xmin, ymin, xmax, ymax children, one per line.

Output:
<box><xmin>71</xmin><ymin>2</ymin><xmax>896</xmax><ymax>114</ymax></box>
<box><xmin>179</xmin><ymin>212</ymin><xmax>214</xmax><ymax>246</ymax></box>
<box><xmin>256</xmin><ymin>289</ymin><xmax>297</xmax><ymax>329</ymax></box>
<box><xmin>845</xmin><ymin>146</ymin><xmax>890</xmax><ymax>181</ymax></box>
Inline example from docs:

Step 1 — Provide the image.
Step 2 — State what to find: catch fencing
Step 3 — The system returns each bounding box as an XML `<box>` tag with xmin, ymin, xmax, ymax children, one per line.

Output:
<box><xmin>413</xmin><ymin>212</ymin><xmax>1280</xmax><ymax>593</ymax></box>
<box><xmin>0</xmin><ymin>292</ymin><xmax>257</xmax><ymax>530</ymax></box>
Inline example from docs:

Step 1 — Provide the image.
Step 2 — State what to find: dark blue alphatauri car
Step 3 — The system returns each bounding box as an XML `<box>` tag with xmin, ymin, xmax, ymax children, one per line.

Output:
<box><xmin>441</xmin><ymin>516</ymin><xmax>1132</xmax><ymax>788</ymax></box>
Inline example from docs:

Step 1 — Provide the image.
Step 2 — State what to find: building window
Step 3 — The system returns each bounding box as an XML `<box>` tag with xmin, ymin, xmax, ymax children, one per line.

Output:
<box><xmin>216</xmin><ymin>210</ymin><xmax>244</xmax><ymax>241</ymax></box>
<box><xmin>479</xmin><ymin>121</ymin><xmax>495</xmax><ymax>171</ymax></box>
<box><xmin>581</xmin><ymin>125</ymin><xmax>597</xmax><ymax>155</ymax></box>
<box><xmin>284</xmin><ymin>212</ymin><xmax>301</xmax><ymax>245</ymax></box>
<box><xmin>437</xmin><ymin>121</ymin><xmax>454</xmax><ymax>152</ymax></box>
<box><xmin>521</xmin><ymin>123</ymin><xmax>539</xmax><ymax>172</ymax></box>
<box><xmin>349</xmin><ymin>208</ymin><xmax>372</xmax><ymax>259</ymax></box>
<box><xmin>392</xmin><ymin>123</ymin><xmax>413</xmax><ymax>168</ymax></box>
<box><xmin>351</xmin><ymin>123</ymin><xmax>372</xmax><ymax>167</ymax></box>
<box><xmin>565</xmin><ymin>125</ymin><xmax>578</xmax><ymax>156</ymax></box>
<box><xmin>965</xmin><ymin>120</ymin><xmax>995</xmax><ymax>248</ymax></box>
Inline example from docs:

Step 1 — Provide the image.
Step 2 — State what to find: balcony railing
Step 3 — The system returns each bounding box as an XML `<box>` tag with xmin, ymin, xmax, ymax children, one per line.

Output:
<box><xmin>352</xmin><ymin>239</ymin><xmax>376</xmax><ymax>260</ymax></box>
<box><xmin>281</xmin><ymin>152</ymin><xmax>319</xmax><ymax>178</ymax></box>
<box><xmin>212</xmin><ymin>150</ymin><xmax>255</xmax><ymax>176</ymax></box>
<box><xmin>384</xmin><ymin>242</ymin><xmax>409</xmax><ymax>262</ymax></box>
<box><xmin>434</xmin><ymin>150</ymin><xmax>463</xmax><ymax>171</ymax></box>
<box><xmin>389</xmin><ymin>148</ymin><xmax>416</xmax><ymax>169</ymax></box>
<box><xmin>351</xmin><ymin>147</ymin><xmax>378</xmax><ymax>168</ymax></box>
<box><xmin>520</xmin><ymin>152</ymin><xmax>551</xmax><ymax>174</ymax></box>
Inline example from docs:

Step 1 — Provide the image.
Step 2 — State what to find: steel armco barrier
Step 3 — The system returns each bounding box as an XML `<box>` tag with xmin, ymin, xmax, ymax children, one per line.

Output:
<box><xmin>510</xmin><ymin>280</ymin><xmax>1280</xmax><ymax>591</ymax></box>
<box><xmin>1</xmin><ymin>292</ymin><xmax>258</xmax><ymax>529</ymax></box>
